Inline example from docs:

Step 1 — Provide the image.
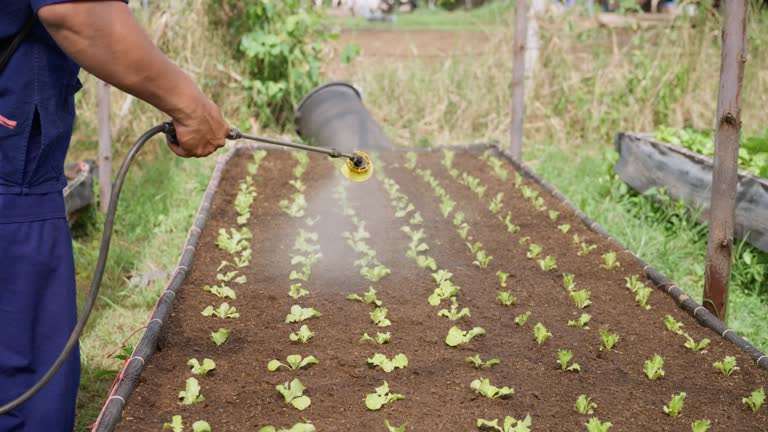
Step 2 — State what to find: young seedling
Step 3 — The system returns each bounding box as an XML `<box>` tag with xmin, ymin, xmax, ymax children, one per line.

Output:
<box><xmin>346</xmin><ymin>286</ymin><xmax>383</xmax><ymax>306</ymax></box>
<box><xmin>216</xmin><ymin>227</ymin><xmax>252</xmax><ymax>254</ymax></box>
<box><xmin>600</xmin><ymin>252</ymin><xmax>620</xmax><ymax>270</ymax></box>
<box><xmin>497</xmin><ymin>291</ymin><xmax>517</xmax><ymax>306</ymax></box>
<box><xmin>289</xmin><ymin>325</ymin><xmax>314</xmax><ymax>344</ymax></box>
<box><xmin>683</xmin><ymin>335</ymin><xmax>711</xmax><ymax>352</ymax></box>
<box><xmin>368</xmin><ymin>353</ymin><xmax>409</xmax><ymax>373</ymax></box>
<box><xmin>466</xmin><ymin>354</ymin><xmax>501</xmax><ymax>369</ymax></box>
<box><xmin>532</xmin><ymin>196</ymin><xmax>545</xmax><ymax>210</ymax></box>
<box><xmin>635</xmin><ymin>286</ymin><xmax>653</xmax><ymax>310</ymax></box>
<box><xmin>499</xmin><ymin>211</ymin><xmax>520</xmax><ymax>233</ymax></box>
<box><xmin>438</xmin><ymin>297</ymin><xmax>471</xmax><ymax>321</ymax></box>
<box><xmin>453</xmin><ymin>211</ymin><xmax>465</xmax><ymax>226</ymax></box>
<box><xmin>497</xmin><ymin>271</ymin><xmax>510</xmax><ymax>287</ymax></box>
<box><xmin>365</xmin><ymin>381</ymin><xmax>405</xmax><ymax>410</ymax></box>
<box><xmin>409</xmin><ymin>212</ymin><xmax>423</xmax><ymax>225</ymax></box>
<box><xmin>210</xmin><ymin>328</ymin><xmax>230</xmax><ymax>346</ymax></box>
<box><xmin>558</xmin><ymin>224</ymin><xmax>571</xmax><ymax>233</ymax></box>
<box><xmin>445</xmin><ymin>326</ymin><xmax>486</xmax><ymax>347</ymax></box>
<box><xmin>187</xmin><ymin>358</ymin><xmax>216</xmax><ymax>376</ymax></box>
<box><xmin>548</xmin><ymin>210</ymin><xmax>560</xmax><ymax>221</ymax></box>
<box><xmin>575</xmin><ymin>395</ymin><xmax>597</xmax><ymax>415</ymax></box>
<box><xmin>439</xmin><ymin>197</ymin><xmax>456</xmax><ymax>218</ymax></box>
<box><xmin>394</xmin><ymin>203</ymin><xmax>415</xmax><ymax>218</ymax></box>
<box><xmin>202</xmin><ymin>303</ymin><xmax>240</xmax><ymax>319</ymax></box>
<box><xmin>526</xmin><ymin>244</ymin><xmax>542</xmax><ymax>259</ymax></box>
<box><xmin>742</xmin><ymin>387</ymin><xmax>765</xmax><ymax>413</ymax></box>
<box><xmin>624</xmin><ymin>275</ymin><xmax>644</xmax><ymax>293</ymax></box>
<box><xmin>178</xmin><ymin>377</ymin><xmax>204</xmax><ymax>405</ymax></box>
<box><xmin>563</xmin><ymin>273</ymin><xmax>576</xmax><ymax>291</ymax></box>
<box><xmin>190</xmin><ymin>422</ymin><xmax>211</xmax><ymax>432</ymax></box>
<box><xmin>568</xmin><ymin>313</ymin><xmax>592</xmax><ymax>329</ymax></box>
<box><xmin>599</xmin><ymin>328</ymin><xmax>619</xmax><ymax>351</ymax></box>
<box><xmin>644</xmin><ymin>354</ymin><xmax>665</xmax><ymax>380</ymax></box>
<box><xmin>470</xmin><ymin>378</ymin><xmax>514</xmax><ymax>399</ymax></box>
<box><xmin>570</xmin><ymin>289</ymin><xmax>592</xmax><ymax>309</ymax></box>
<box><xmin>664</xmin><ymin>315</ymin><xmax>685</xmax><ymax>335</ymax></box>
<box><xmin>361</xmin><ymin>264</ymin><xmax>391</xmax><ymax>282</ymax></box>
<box><xmin>384</xmin><ymin>420</ymin><xmax>408</xmax><ymax>432</ymax></box>
<box><xmin>288</xmin><ymin>178</ymin><xmax>306</xmax><ymax>192</ymax></box>
<box><xmin>217</xmin><ymin>271</ymin><xmax>246</xmax><ymax>284</ymax></box>
<box><xmin>457</xmin><ymin>223</ymin><xmax>471</xmax><ymax>239</ymax></box>
<box><xmin>663</xmin><ymin>392</ymin><xmax>686</xmax><ymax>417</ymax></box>
<box><xmin>584</xmin><ymin>417</ymin><xmax>612</xmax><ymax>432</ymax></box>
<box><xmin>276</xmin><ymin>378</ymin><xmax>311</xmax><ymax>411</ymax></box>
<box><xmin>577</xmin><ymin>242</ymin><xmax>597</xmax><ymax>257</ymax></box>
<box><xmin>416</xmin><ymin>255</ymin><xmax>438</xmax><ymax>271</ymax></box>
<box><xmin>203</xmin><ymin>284</ymin><xmax>237</xmax><ymax>300</ymax></box>
<box><xmin>557</xmin><ymin>350</ymin><xmax>581</xmax><ymax>372</ymax></box>
<box><xmin>163</xmin><ymin>415</ymin><xmax>183</xmax><ymax>432</ymax></box>
<box><xmin>285</xmin><ymin>305</ymin><xmax>321</xmax><ymax>323</ymax></box>
<box><xmin>268</xmin><ymin>355</ymin><xmax>319</xmax><ymax>372</ymax></box>
<box><xmin>359</xmin><ymin>332</ymin><xmax>391</xmax><ymax>345</ymax></box>
<box><xmin>712</xmin><ymin>355</ymin><xmax>739</xmax><ymax>377</ymax></box>
<box><xmin>404</xmin><ymin>152</ymin><xmax>418</xmax><ymax>170</ymax></box>
<box><xmin>691</xmin><ymin>419</ymin><xmax>711</xmax><ymax>432</ymax></box>
<box><xmin>513</xmin><ymin>172</ymin><xmax>523</xmax><ymax>189</ymax></box>
<box><xmin>248</xmin><ymin>150</ymin><xmax>268</xmax><ymax>174</ymax></box>
<box><xmin>518</xmin><ymin>236</ymin><xmax>530</xmax><ymax>245</ymax></box>
<box><xmin>259</xmin><ymin>423</ymin><xmax>316</xmax><ymax>432</ymax></box>
<box><xmin>489</xmin><ymin>193</ymin><xmax>504</xmax><ymax>214</ymax></box>
<box><xmin>474</xmin><ymin>250</ymin><xmax>493</xmax><ymax>268</ymax></box>
<box><xmin>370</xmin><ymin>306</ymin><xmax>392</xmax><ymax>327</ymax></box>
<box><xmin>476</xmin><ymin>415</ymin><xmax>532</xmax><ymax>432</ymax></box>
<box><xmin>514</xmin><ymin>311</ymin><xmax>531</xmax><ymax>326</ymax></box>
<box><xmin>487</xmin><ymin>157</ymin><xmax>509</xmax><ymax>181</ymax></box>
<box><xmin>289</xmin><ymin>283</ymin><xmax>309</xmax><ymax>299</ymax></box>
<box><xmin>533</xmin><ymin>323</ymin><xmax>552</xmax><ymax>346</ymax></box>
<box><xmin>572</xmin><ymin>233</ymin><xmax>583</xmax><ymax>244</ymax></box>
<box><xmin>279</xmin><ymin>193</ymin><xmax>308</xmax><ymax>218</ymax></box>
<box><xmin>537</xmin><ymin>256</ymin><xmax>557</xmax><ymax>272</ymax></box>
<box><xmin>428</xmin><ymin>279</ymin><xmax>459</xmax><ymax>306</ymax></box>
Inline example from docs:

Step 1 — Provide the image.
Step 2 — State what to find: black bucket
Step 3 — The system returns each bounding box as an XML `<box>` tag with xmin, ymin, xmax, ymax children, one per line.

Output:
<box><xmin>295</xmin><ymin>82</ymin><xmax>394</xmax><ymax>151</ymax></box>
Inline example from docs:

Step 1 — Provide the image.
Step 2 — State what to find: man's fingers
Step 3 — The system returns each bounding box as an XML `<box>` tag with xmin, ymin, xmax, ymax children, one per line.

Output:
<box><xmin>167</xmin><ymin>142</ymin><xmax>192</xmax><ymax>158</ymax></box>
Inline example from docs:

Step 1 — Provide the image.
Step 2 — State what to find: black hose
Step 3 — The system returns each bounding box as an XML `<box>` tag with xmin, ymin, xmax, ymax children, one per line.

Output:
<box><xmin>0</xmin><ymin>122</ymin><xmax>172</xmax><ymax>416</ymax></box>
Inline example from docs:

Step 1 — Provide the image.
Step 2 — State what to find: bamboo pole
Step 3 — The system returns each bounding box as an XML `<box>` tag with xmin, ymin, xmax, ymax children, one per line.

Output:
<box><xmin>703</xmin><ymin>0</ymin><xmax>749</xmax><ymax>320</ymax></box>
<box><xmin>509</xmin><ymin>0</ymin><xmax>527</xmax><ymax>162</ymax></box>
<box><xmin>98</xmin><ymin>80</ymin><xmax>112</xmax><ymax>213</ymax></box>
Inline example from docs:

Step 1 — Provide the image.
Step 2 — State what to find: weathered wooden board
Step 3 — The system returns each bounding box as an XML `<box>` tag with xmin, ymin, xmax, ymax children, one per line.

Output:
<box><xmin>614</xmin><ymin>132</ymin><xmax>768</xmax><ymax>252</ymax></box>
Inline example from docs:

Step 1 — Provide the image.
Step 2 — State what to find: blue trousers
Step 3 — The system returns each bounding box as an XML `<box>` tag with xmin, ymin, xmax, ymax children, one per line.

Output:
<box><xmin>0</xmin><ymin>217</ymin><xmax>80</xmax><ymax>431</ymax></box>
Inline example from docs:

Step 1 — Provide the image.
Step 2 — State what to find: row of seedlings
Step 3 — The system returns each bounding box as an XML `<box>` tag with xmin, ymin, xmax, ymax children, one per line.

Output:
<box><xmin>164</xmin><ymin>150</ymin><xmax>268</xmax><ymax>431</ymax></box>
<box><xmin>261</xmin><ymin>151</ymin><xmax>322</xmax><ymax>432</ymax></box>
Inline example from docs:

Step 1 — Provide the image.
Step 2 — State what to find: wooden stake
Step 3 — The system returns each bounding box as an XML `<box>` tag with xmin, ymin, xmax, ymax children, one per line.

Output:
<box><xmin>703</xmin><ymin>0</ymin><xmax>749</xmax><ymax>320</ymax></box>
<box><xmin>98</xmin><ymin>80</ymin><xmax>112</xmax><ymax>213</ymax></box>
<box><xmin>509</xmin><ymin>0</ymin><xmax>527</xmax><ymax>162</ymax></box>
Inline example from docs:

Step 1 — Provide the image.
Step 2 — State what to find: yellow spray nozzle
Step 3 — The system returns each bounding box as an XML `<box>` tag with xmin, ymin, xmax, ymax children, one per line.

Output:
<box><xmin>340</xmin><ymin>151</ymin><xmax>374</xmax><ymax>182</ymax></box>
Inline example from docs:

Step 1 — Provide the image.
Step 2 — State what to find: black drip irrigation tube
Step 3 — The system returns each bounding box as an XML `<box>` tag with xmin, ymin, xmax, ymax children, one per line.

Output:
<box><xmin>96</xmin><ymin>142</ymin><xmax>767</xmax><ymax>431</ymax></box>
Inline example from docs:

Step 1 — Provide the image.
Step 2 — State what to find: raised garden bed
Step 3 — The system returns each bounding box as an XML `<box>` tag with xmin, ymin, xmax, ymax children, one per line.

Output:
<box><xmin>101</xmin><ymin>146</ymin><xmax>767</xmax><ymax>431</ymax></box>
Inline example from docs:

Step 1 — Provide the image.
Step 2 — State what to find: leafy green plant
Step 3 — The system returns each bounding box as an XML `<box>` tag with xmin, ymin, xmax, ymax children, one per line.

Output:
<box><xmin>599</xmin><ymin>328</ymin><xmax>619</xmax><ymax>351</ymax></box>
<box><xmin>537</xmin><ymin>256</ymin><xmax>557</xmax><ymax>272</ymax></box>
<box><xmin>557</xmin><ymin>350</ymin><xmax>581</xmax><ymax>372</ymax></box>
<box><xmin>683</xmin><ymin>335</ymin><xmax>711</xmax><ymax>352</ymax></box>
<box><xmin>470</xmin><ymin>378</ymin><xmax>514</xmax><ymax>399</ymax></box>
<box><xmin>663</xmin><ymin>392</ymin><xmax>686</xmax><ymax>417</ymax></box>
<box><xmin>370</xmin><ymin>306</ymin><xmax>392</xmax><ymax>327</ymax></box>
<box><xmin>429</xmin><ymin>276</ymin><xmax>460</xmax><ymax>306</ymax></box>
<box><xmin>409</xmin><ymin>212</ymin><xmax>424</xmax><ymax>225</ymax></box>
<box><xmin>258</xmin><ymin>422</ymin><xmax>316</xmax><ymax>432</ymax></box>
<box><xmin>192</xmin><ymin>421</ymin><xmax>211</xmax><ymax>432</ymax></box>
<box><xmin>289</xmin><ymin>283</ymin><xmax>309</xmax><ymax>299</ymax></box>
<box><xmin>288</xmin><ymin>178</ymin><xmax>306</xmax><ymax>192</ymax></box>
<box><xmin>575</xmin><ymin>395</ymin><xmax>597</xmax><ymax>415</ymax></box>
<box><xmin>624</xmin><ymin>275</ymin><xmax>644</xmax><ymax>293</ymax></box>
<box><xmin>457</xmin><ymin>223</ymin><xmax>471</xmax><ymax>239</ymax></box>
<box><xmin>365</xmin><ymin>381</ymin><xmax>405</xmax><ymax>410</ymax></box>
<box><xmin>558</xmin><ymin>224</ymin><xmax>571</xmax><ymax>233</ymax></box>
<box><xmin>570</xmin><ymin>289</ymin><xmax>592</xmax><ymax>309</ymax></box>
<box><xmin>473</xmin><ymin>250</ymin><xmax>493</xmax><ymax>268</ymax></box>
<box><xmin>497</xmin><ymin>291</ymin><xmax>518</xmax><ymax>306</ymax></box>
<box><xmin>163</xmin><ymin>415</ymin><xmax>183</xmax><ymax>432</ymax></box>
<box><xmin>712</xmin><ymin>355</ymin><xmax>739</xmax><ymax>377</ymax></box>
<box><xmin>446</xmin><ymin>326</ymin><xmax>486</xmax><ymax>347</ymax></box>
<box><xmin>578</xmin><ymin>242</ymin><xmax>597</xmax><ymax>257</ymax></box>
<box><xmin>440</xmin><ymin>196</ymin><xmax>456</xmax><ymax>218</ymax></box>
<box><xmin>216</xmin><ymin>227</ymin><xmax>252</xmax><ymax>254</ymax></box>
<box><xmin>276</xmin><ymin>378</ymin><xmax>311</xmax><ymax>411</ymax></box>
<box><xmin>466</xmin><ymin>354</ymin><xmax>500</xmax><ymax>369</ymax></box>
<box><xmin>526</xmin><ymin>244</ymin><xmax>542</xmax><ymax>259</ymax></box>
<box><xmin>644</xmin><ymin>354</ymin><xmax>665</xmax><ymax>380</ymax></box>
<box><xmin>743</xmin><ymin>387</ymin><xmax>765</xmax><ymax>413</ymax></box>
<box><xmin>178</xmin><ymin>377</ymin><xmax>204</xmax><ymax>405</ymax></box>
<box><xmin>279</xmin><ymin>193</ymin><xmax>308</xmax><ymax>218</ymax></box>
<box><xmin>218</xmin><ymin>270</ymin><xmax>246</xmax><ymax>284</ymax></box>
<box><xmin>500</xmin><ymin>211</ymin><xmax>520</xmax><ymax>233</ymax></box>
<box><xmin>635</xmin><ymin>286</ymin><xmax>653</xmax><ymax>310</ymax></box>
<box><xmin>285</xmin><ymin>305</ymin><xmax>321</xmax><ymax>323</ymax></box>
<box><xmin>568</xmin><ymin>313</ymin><xmax>592</xmax><ymax>329</ymax></box>
<box><xmin>691</xmin><ymin>419</ymin><xmax>711</xmax><ymax>432</ymax></box>
<box><xmin>461</xmin><ymin>173</ymin><xmax>487</xmax><ymax>198</ymax></box>
<box><xmin>268</xmin><ymin>355</ymin><xmax>319</xmax><ymax>371</ymax></box>
<box><xmin>476</xmin><ymin>415</ymin><xmax>532</xmax><ymax>432</ymax></box>
<box><xmin>289</xmin><ymin>325</ymin><xmax>314</xmax><ymax>344</ymax></box>
<box><xmin>188</xmin><ymin>358</ymin><xmax>216</xmax><ymax>376</ymax></box>
<box><xmin>438</xmin><ymin>297</ymin><xmax>471</xmax><ymax>321</ymax></box>
<box><xmin>533</xmin><ymin>323</ymin><xmax>552</xmax><ymax>346</ymax></box>
<box><xmin>452</xmin><ymin>211</ymin><xmax>465</xmax><ymax>226</ymax></box>
<box><xmin>202</xmin><ymin>302</ymin><xmax>240</xmax><ymax>319</ymax></box>
<box><xmin>248</xmin><ymin>150</ymin><xmax>268</xmax><ymax>175</ymax></box>
<box><xmin>368</xmin><ymin>353</ymin><xmax>408</xmax><ymax>373</ymax></box>
<box><xmin>548</xmin><ymin>210</ymin><xmax>560</xmax><ymax>221</ymax></box>
<box><xmin>585</xmin><ymin>417</ymin><xmax>612</xmax><ymax>432</ymax></box>
<box><xmin>600</xmin><ymin>252</ymin><xmax>620</xmax><ymax>270</ymax></box>
<box><xmin>562</xmin><ymin>273</ymin><xmax>576</xmax><ymax>291</ymax></box>
<box><xmin>486</xmin><ymin>157</ymin><xmax>509</xmax><ymax>181</ymax></box>
<box><xmin>346</xmin><ymin>286</ymin><xmax>383</xmax><ymax>306</ymax></box>
<box><xmin>518</xmin><ymin>236</ymin><xmax>530</xmax><ymax>245</ymax></box>
<box><xmin>489</xmin><ymin>193</ymin><xmax>504</xmax><ymax>214</ymax></box>
<box><xmin>416</xmin><ymin>255</ymin><xmax>438</xmax><ymax>271</ymax></box>
<box><xmin>404</xmin><ymin>152</ymin><xmax>418</xmax><ymax>170</ymax></box>
<box><xmin>384</xmin><ymin>420</ymin><xmax>408</xmax><ymax>432</ymax></box>
<box><xmin>211</xmin><ymin>328</ymin><xmax>230</xmax><ymax>346</ymax></box>
<box><xmin>360</xmin><ymin>332</ymin><xmax>391</xmax><ymax>345</ymax></box>
<box><xmin>203</xmin><ymin>284</ymin><xmax>236</xmax><ymax>300</ymax></box>
<box><xmin>664</xmin><ymin>315</ymin><xmax>685</xmax><ymax>335</ymax></box>
<box><xmin>514</xmin><ymin>311</ymin><xmax>531</xmax><ymax>326</ymax></box>
<box><xmin>497</xmin><ymin>271</ymin><xmax>510</xmax><ymax>287</ymax></box>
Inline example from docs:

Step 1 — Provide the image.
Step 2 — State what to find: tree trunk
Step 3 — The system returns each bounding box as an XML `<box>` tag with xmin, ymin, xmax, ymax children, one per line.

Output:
<box><xmin>509</xmin><ymin>0</ymin><xmax>527</xmax><ymax>162</ymax></box>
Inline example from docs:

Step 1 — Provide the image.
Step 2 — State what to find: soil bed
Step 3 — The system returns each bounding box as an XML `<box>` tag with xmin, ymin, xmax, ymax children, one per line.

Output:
<box><xmin>118</xmin><ymin>149</ymin><xmax>768</xmax><ymax>431</ymax></box>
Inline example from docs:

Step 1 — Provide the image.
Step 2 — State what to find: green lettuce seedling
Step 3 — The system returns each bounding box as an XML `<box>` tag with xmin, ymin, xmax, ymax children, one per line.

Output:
<box><xmin>289</xmin><ymin>325</ymin><xmax>314</xmax><ymax>344</ymax></box>
<box><xmin>360</xmin><ymin>332</ymin><xmax>391</xmax><ymax>345</ymax></box>
<box><xmin>683</xmin><ymin>335</ymin><xmax>711</xmax><ymax>352</ymax></box>
<box><xmin>663</xmin><ymin>392</ymin><xmax>686</xmax><ymax>417</ymax></box>
<box><xmin>466</xmin><ymin>241</ymin><xmax>483</xmax><ymax>254</ymax></box>
<box><xmin>578</xmin><ymin>242</ymin><xmax>597</xmax><ymax>257</ymax></box>
<box><xmin>600</xmin><ymin>252</ymin><xmax>620</xmax><ymax>270</ymax></box>
<box><xmin>558</xmin><ymin>224</ymin><xmax>571</xmax><ymax>233</ymax></box>
<box><xmin>470</xmin><ymin>378</ymin><xmax>514</xmax><ymax>399</ymax></box>
<box><xmin>548</xmin><ymin>210</ymin><xmax>560</xmax><ymax>221</ymax></box>
<box><xmin>599</xmin><ymin>328</ymin><xmax>619</xmax><ymax>351</ymax></box>
<box><xmin>268</xmin><ymin>355</ymin><xmax>319</xmax><ymax>372</ymax></box>
<box><xmin>585</xmin><ymin>417</ymin><xmax>612</xmax><ymax>432</ymax></box>
<box><xmin>474</xmin><ymin>250</ymin><xmax>493</xmax><ymax>268</ymax></box>
<box><xmin>409</xmin><ymin>212</ymin><xmax>424</xmax><ymax>225</ymax></box>
<box><xmin>216</xmin><ymin>227</ymin><xmax>252</xmax><ymax>254</ymax></box>
<box><xmin>691</xmin><ymin>419</ymin><xmax>711</xmax><ymax>432</ymax></box>
<box><xmin>347</xmin><ymin>286</ymin><xmax>383</xmax><ymax>306</ymax></box>
<box><xmin>533</xmin><ymin>323</ymin><xmax>552</xmax><ymax>346</ymax></box>
<box><xmin>428</xmin><ymin>279</ymin><xmax>460</xmax><ymax>306</ymax></box>
<box><xmin>279</xmin><ymin>193</ymin><xmax>308</xmax><ymax>218</ymax></box>
<box><xmin>288</xmin><ymin>178</ymin><xmax>306</xmax><ymax>192</ymax></box>
<box><xmin>187</xmin><ymin>358</ymin><xmax>216</xmax><ymax>376</ymax></box>
<box><xmin>163</xmin><ymin>415</ymin><xmax>183</xmax><ymax>432</ymax></box>
<box><xmin>438</xmin><ymin>297</ymin><xmax>471</xmax><ymax>321</ymax></box>
<box><xmin>575</xmin><ymin>395</ymin><xmax>597</xmax><ymax>415</ymax></box>
<box><xmin>624</xmin><ymin>275</ymin><xmax>643</xmax><ymax>293</ymax></box>
<box><xmin>285</xmin><ymin>305</ymin><xmax>321</xmax><ymax>323</ymax></box>
<box><xmin>644</xmin><ymin>354</ymin><xmax>665</xmax><ymax>380</ymax></box>
<box><xmin>635</xmin><ymin>287</ymin><xmax>653</xmax><ymax>310</ymax></box>
<box><xmin>440</xmin><ymin>197</ymin><xmax>456</xmax><ymax>218</ymax></box>
<box><xmin>192</xmin><ymin>421</ymin><xmax>211</xmax><ymax>432</ymax></box>
<box><xmin>532</xmin><ymin>196</ymin><xmax>545</xmax><ymax>210</ymax></box>
<box><xmin>371</xmin><ymin>306</ymin><xmax>392</xmax><ymax>327</ymax></box>
<box><xmin>217</xmin><ymin>271</ymin><xmax>246</xmax><ymax>284</ymax></box>
<box><xmin>476</xmin><ymin>414</ymin><xmax>532</xmax><ymax>432</ymax></box>
<box><xmin>568</xmin><ymin>313</ymin><xmax>592</xmax><ymax>329</ymax></box>
<box><xmin>416</xmin><ymin>255</ymin><xmax>438</xmax><ymax>270</ymax></box>
<box><xmin>557</xmin><ymin>350</ymin><xmax>581</xmax><ymax>372</ymax></box>
<box><xmin>466</xmin><ymin>354</ymin><xmax>500</xmax><ymax>369</ymax></box>
<box><xmin>368</xmin><ymin>353</ymin><xmax>408</xmax><ymax>373</ymax></box>
<box><xmin>453</xmin><ymin>211</ymin><xmax>465</xmax><ymax>226</ymax></box>
<box><xmin>457</xmin><ymin>223</ymin><xmax>471</xmax><ymax>239</ymax></box>
<box><xmin>497</xmin><ymin>271</ymin><xmax>510</xmax><ymax>287</ymax></box>
<box><xmin>572</xmin><ymin>234</ymin><xmax>583</xmax><ymax>244</ymax></box>
<box><xmin>395</xmin><ymin>203</ymin><xmax>415</xmax><ymax>218</ymax></box>
<box><xmin>743</xmin><ymin>387</ymin><xmax>765</xmax><ymax>413</ymax></box>
<box><xmin>248</xmin><ymin>150</ymin><xmax>268</xmax><ymax>173</ymax></box>
<box><xmin>203</xmin><ymin>284</ymin><xmax>236</xmax><ymax>300</ymax></box>
<box><xmin>365</xmin><ymin>381</ymin><xmax>405</xmax><ymax>410</ymax></box>
<box><xmin>537</xmin><ymin>256</ymin><xmax>557</xmax><ymax>272</ymax></box>
<box><xmin>276</xmin><ymin>378</ymin><xmax>311</xmax><ymax>411</ymax></box>
<box><xmin>712</xmin><ymin>355</ymin><xmax>739</xmax><ymax>377</ymax></box>
<box><xmin>178</xmin><ymin>377</ymin><xmax>204</xmax><ymax>405</ymax></box>
<box><xmin>563</xmin><ymin>273</ymin><xmax>576</xmax><ymax>291</ymax></box>
<box><xmin>514</xmin><ymin>311</ymin><xmax>531</xmax><ymax>326</ymax></box>
<box><xmin>499</xmin><ymin>211</ymin><xmax>520</xmax><ymax>233</ymax></box>
<box><xmin>384</xmin><ymin>420</ymin><xmax>408</xmax><ymax>432</ymax></box>
<box><xmin>289</xmin><ymin>283</ymin><xmax>309</xmax><ymax>299</ymax></box>
<box><xmin>487</xmin><ymin>157</ymin><xmax>509</xmax><ymax>181</ymax></box>
<box><xmin>497</xmin><ymin>291</ymin><xmax>517</xmax><ymax>306</ymax></box>
<box><xmin>489</xmin><ymin>193</ymin><xmax>504</xmax><ymax>214</ymax></box>
<box><xmin>514</xmin><ymin>172</ymin><xmax>523</xmax><ymax>188</ymax></box>
<box><xmin>570</xmin><ymin>289</ymin><xmax>592</xmax><ymax>309</ymax></box>
<box><xmin>664</xmin><ymin>315</ymin><xmax>685</xmax><ymax>335</ymax></box>
<box><xmin>202</xmin><ymin>303</ymin><xmax>240</xmax><ymax>319</ymax></box>
<box><xmin>211</xmin><ymin>328</ymin><xmax>230</xmax><ymax>346</ymax></box>
<box><xmin>518</xmin><ymin>236</ymin><xmax>530</xmax><ymax>245</ymax></box>
<box><xmin>526</xmin><ymin>244</ymin><xmax>542</xmax><ymax>259</ymax></box>
<box><xmin>404</xmin><ymin>152</ymin><xmax>418</xmax><ymax>169</ymax></box>
<box><xmin>446</xmin><ymin>326</ymin><xmax>486</xmax><ymax>347</ymax></box>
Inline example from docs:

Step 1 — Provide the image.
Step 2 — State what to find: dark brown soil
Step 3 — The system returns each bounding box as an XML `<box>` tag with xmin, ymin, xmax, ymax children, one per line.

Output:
<box><xmin>119</xmin><ymin>149</ymin><xmax>768</xmax><ymax>431</ymax></box>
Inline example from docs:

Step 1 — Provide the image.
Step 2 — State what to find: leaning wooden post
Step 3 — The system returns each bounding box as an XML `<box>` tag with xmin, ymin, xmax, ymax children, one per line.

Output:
<box><xmin>98</xmin><ymin>80</ymin><xmax>112</xmax><ymax>213</ymax></box>
<box><xmin>703</xmin><ymin>0</ymin><xmax>749</xmax><ymax>320</ymax></box>
<box><xmin>509</xmin><ymin>0</ymin><xmax>527</xmax><ymax>162</ymax></box>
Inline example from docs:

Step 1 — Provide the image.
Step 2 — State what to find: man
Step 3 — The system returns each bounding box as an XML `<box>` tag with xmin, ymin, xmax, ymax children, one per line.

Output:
<box><xmin>1</xmin><ymin>1</ymin><xmax>229</xmax><ymax>429</ymax></box>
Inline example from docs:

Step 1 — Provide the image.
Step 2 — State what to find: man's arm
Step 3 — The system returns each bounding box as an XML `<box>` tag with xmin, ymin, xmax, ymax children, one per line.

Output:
<box><xmin>38</xmin><ymin>1</ymin><xmax>228</xmax><ymax>157</ymax></box>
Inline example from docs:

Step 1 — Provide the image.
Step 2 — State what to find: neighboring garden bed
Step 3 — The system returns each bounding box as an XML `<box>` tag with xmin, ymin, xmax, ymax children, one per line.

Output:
<box><xmin>108</xmin><ymin>147</ymin><xmax>767</xmax><ymax>431</ymax></box>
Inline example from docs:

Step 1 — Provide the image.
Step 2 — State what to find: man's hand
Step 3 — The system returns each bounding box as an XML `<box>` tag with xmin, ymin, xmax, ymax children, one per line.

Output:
<box><xmin>39</xmin><ymin>1</ymin><xmax>228</xmax><ymax>157</ymax></box>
